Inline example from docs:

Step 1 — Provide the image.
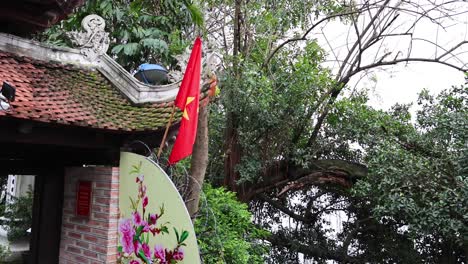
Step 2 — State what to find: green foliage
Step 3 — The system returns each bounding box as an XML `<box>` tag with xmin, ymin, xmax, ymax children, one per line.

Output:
<box><xmin>207</xmin><ymin>0</ymin><xmax>467</xmax><ymax>260</ymax></box>
<box><xmin>205</xmin><ymin>0</ymin><xmax>467</xmax><ymax>260</ymax></box>
<box><xmin>350</xmin><ymin>85</ymin><xmax>468</xmax><ymax>261</ymax></box>
<box><xmin>195</xmin><ymin>184</ymin><xmax>269</xmax><ymax>263</ymax></box>
<box><xmin>204</xmin><ymin>0</ymin><xmax>343</xmax><ymax>37</ymax></box>
<box><xmin>0</xmin><ymin>244</ymin><xmax>10</xmax><ymax>262</ymax></box>
<box><xmin>39</xmin><ymin>0</ymin><xmax>203</xmax><ymax>70</ymax></box>
<box><xmin>0</xmin><ymin>188</ymin><xmax>34</xmax><ymax>241</ymax></box>
<box><xmin>211</xmin><ymin>41</ymin><xmax>335</xmax><ymax>184</ymax></box>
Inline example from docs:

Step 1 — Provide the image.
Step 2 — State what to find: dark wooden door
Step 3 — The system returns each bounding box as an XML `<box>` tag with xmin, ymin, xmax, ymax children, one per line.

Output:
<box><xmin>29</xmin><ymin>168</ymin><xmax>64</xmax><ymax>264</ymax></box>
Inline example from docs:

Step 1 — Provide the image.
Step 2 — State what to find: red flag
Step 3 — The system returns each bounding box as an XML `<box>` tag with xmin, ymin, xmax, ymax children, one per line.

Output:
<box><xmin>168</xmin><ymin>37</ymin><xmax>202</xmax><ymax>164</ymax></box>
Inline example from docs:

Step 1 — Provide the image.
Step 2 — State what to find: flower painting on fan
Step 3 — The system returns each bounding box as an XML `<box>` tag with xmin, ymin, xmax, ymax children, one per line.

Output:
<box><xmin>117</xmin><ymin>161</ymin><xmax>189</xmax><ymax>264</ymax></box>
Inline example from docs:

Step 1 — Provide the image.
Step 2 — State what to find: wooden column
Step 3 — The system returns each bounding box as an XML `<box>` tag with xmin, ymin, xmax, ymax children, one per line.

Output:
<box><xmin>29</xmin><ymin>168</ymin><xmax>64</xmax><ymax>264</ymax></box>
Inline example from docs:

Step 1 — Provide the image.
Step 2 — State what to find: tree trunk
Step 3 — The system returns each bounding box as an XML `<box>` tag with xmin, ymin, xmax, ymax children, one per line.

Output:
<box><xmin>187</xmin><ymin>102</ymin><xmax>209</xmax><ymax>218</ymax></box>
<box><xmin>223</xmin><ymin>122</ymin><xmax>242</xmax><ymax>193</ymax></box>
<box><xmin>464</xmin><ymin>241</ymin><xmax>468</xmax><ymax>264</ymax></box>
<box><xmin>233</xmin><ymin>0</ymin><xmax>242</xmax><ymax>57</ymax></box>
<box><xmin>223</xmin><ymin>0</ymin><xmax>243</xmax><ymax>196</ymax></box>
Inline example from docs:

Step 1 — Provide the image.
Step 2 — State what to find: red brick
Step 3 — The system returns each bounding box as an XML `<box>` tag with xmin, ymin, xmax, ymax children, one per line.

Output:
<box><xmin>106</xmin><ymin>254</ymin><xmax>118</xmax><ymax>262</ymax></box>
<box><xmin>92</xmin><ymin>189</ymin><xmax>111</xmax><ymax>197</ymax></box>
<box><xmin>73</xmin><ymin>255</ymin><xmax>90</xmax><ymax>264</ymax></box>
<box><xmin>66</xmin><ymin>246</ymin><xmax>81</xmax><ymax>254</ymax></box>
<box><xmin>83</xmin><ymin>250</ymin><xmax>98</xmax><ymax>259</ymax></box>
<box><xmin>94</xmin><ymin>182</ymin><xmax>119</xmax><ymax>189</ymax></box>
<box><xmin>91</xmin><ymin>228</ymin><xmax>107</xmax><ymax>237</ymax></box>
<box><xmin>76</xmin><ymin>225</ymin><xmax>91</xmax><ymax>233</ymax></box>
<box><xmin>106</xmin><ymin>247</ymin><xmax>117</xmax><ymax>255</ymax></box>
<box><xmin>75</xmin><ymin>241</ymin><xmax>89</xmax><ymax>249</ymax></box>
<box><xmin>83</xmin><ymin>235</ymin><xmax>98</xmax><ymax>243</ymax></box>
<box><xmin>63</xmin><ymin>223</ymin><xmax>75</xmax><ymax>230</ymax></box>
<box><xmin>92</xmin><ymin>245</ymin><xmax>107</xmax><ymax>254</ymax></box>
<box><xmin>60</xmin><ymin>166</ymin><xmax>120</xmax><ymax>264</ymax></box>
<box><xmin>92</xmin><ymin>212</ymin><xmax>109</xmax><ymax>220</ymax></box>
<box><xmin>94</xmin><ymin>197</ymin><xmax>110</xmax><ymax>205</ymax></box>
<box><xmin>68</xmin><ymin>232</ymin><xmax>82</xmax><ymax>239</ymax></box>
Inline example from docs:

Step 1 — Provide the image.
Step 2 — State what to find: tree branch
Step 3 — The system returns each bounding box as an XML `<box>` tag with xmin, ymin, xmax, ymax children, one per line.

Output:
<box><xmin>262</xmin><ymin>8</ymin><xmax>370</xmax><ymax>68</ymax></box>
<box><xmin>437</xmin><ymin>40</ymin><xmax>468</xmax><ymax>61</ymax></box>
<box><xmin>241</xmin><ymin>159</ymin><xmax>367</xmax><ymax>201</ymax></box>
<box><xmin>267</xmin><ymin>232</ymin><xmax>359</xmax><ymax>263</ymax></box>
<box><xmin>257</xmin><ymin>194</ymin><xmax>315</xmax><ymax>224</ymax></box>
<box><xmin>353</xmin><ymin>56</ymin><xmax>468</xmax><ymax>75</ymax></box>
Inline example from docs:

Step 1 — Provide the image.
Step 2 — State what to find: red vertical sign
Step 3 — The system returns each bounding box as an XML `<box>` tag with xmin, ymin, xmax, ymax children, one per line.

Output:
<box><xmin>76</xmin><ymin>181</ymin><xmax>92</xmax><ymax>218</ymax></box>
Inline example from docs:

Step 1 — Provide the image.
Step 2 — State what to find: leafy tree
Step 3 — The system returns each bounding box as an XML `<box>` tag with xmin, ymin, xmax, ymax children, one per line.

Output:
<box><xmin>200</xmin><ymin>0</ymin><xmax>467</xmax><ymax>261</ymax></box>
<box><xmin>194</xmin><ymin>184</ymin><xmax>269</xmax><ymax>264</ymax></box>
<box><xmin>40</xmin><ymin>0</ymin><xmax>203</xmax><ymax>70</ymax></box>
<box><xmin>0</xmin><ymin>244</ymin><xmax>10</xmax><ymax>263</ymax></box>
<box><xmin>352</xmin><ymin>85</ymin><xmax>468</xmax><ymax>263</ymax></box>
<box><xmin>0</xmin><ymin>187</ymin><xmax>34</xmax><ymax>241</ymax></box>
<box><xmin>244</xmin><ymin>84</ymin><xmax>467</xmax><ymax>263</ymax></box>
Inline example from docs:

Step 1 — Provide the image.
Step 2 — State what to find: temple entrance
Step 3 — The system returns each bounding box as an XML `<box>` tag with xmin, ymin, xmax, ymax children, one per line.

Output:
<box><xmin>0</xmin><ymin>137</ymin><xmax>120</xmax><ymax>264</ymax></box>
<box><xmin>0</xmin><ymin>169</ymin><xmax>63</xmax><ymax>263</ymax></box>
<box><xmin>29</xmin><ymin>170</ymin><xmax>64</xmax><ymax>264</ymax></box>
<box><xmin>0</xmin><ymin>11</ymin><xmax>176</xmax><ymax>261</ymax></box>
<box><xmin>0</xmin><ymin>174</ymin><xmax>35</xmax><ymax>263</ymax></box>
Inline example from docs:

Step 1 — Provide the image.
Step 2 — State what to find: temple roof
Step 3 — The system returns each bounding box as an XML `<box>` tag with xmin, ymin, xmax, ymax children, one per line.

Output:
<box><xmin>0</xmin><ymin>14</ymin><xmax>218</xmax><ymax>133</ymax></box>
<box><xmin>0</xmin><ymin>50</ymin><xmax>189</xmax><ymax>132</ymax></box>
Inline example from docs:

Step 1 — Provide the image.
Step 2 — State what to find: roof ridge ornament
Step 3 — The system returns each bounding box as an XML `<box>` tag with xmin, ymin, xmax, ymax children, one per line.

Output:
<box><xmin>66</xmin><ymin>15</ymin><xmax>110</xmax><ymax>61</ymax></box>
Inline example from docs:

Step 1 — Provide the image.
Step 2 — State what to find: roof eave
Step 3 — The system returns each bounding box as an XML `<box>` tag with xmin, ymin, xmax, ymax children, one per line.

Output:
<box><xmin>0</xmin><ymin>32</ymin><xmax>180</xmax><ymax>104</ymax></box>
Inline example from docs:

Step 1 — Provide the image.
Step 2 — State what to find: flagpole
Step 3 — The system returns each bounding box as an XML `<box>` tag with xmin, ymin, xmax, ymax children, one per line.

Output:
<box><xmin>157</xmin><ymin>104</ymin><xmax>176</xmax><ymax>159</ymax></box>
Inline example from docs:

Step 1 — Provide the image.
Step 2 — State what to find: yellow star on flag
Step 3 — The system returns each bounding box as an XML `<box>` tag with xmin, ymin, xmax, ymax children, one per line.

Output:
<box><xmin>182</xmin><ymin>96</ymin><xmax>195</xmax><ymax>120</ymax></box>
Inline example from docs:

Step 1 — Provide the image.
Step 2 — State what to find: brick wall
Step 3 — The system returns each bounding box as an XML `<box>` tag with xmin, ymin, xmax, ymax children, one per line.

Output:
<box><xmin>59</xmin><ymin>167</ymin><xmax>120</xmax><ymax>264</ymax></box>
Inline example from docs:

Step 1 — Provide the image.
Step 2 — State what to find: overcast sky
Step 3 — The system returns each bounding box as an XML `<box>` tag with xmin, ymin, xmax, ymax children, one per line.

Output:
<box><xmin>364</xmin><ymin>62</ymin><xmax>465</xmax><ymax>110</ymax></box>
<box><xmin>313</xmin><ymin>0</ymin><xmax>468</xmax><ymax>112</ymax></box>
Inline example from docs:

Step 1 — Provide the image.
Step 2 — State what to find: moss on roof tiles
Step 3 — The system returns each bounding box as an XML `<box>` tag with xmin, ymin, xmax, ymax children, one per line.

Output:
<box><xmin>0</xmin><ymin>50</ymin><xmax>203</xmax><ymax>132</ymax></box>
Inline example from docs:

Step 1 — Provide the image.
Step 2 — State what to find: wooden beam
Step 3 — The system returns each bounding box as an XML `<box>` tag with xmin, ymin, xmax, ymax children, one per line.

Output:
<box><xmin>0</xmin><ymin>0</ymin><xmax>85</xmax><ymax>35</ymax></box>
<box><xmin>0</xmin><ymin>119</ymin><xmax>129</xmax><ymax>149</ymax></box>
<box><xmin>0</xmin><ymin>2</ymin><xmax>61</xmax><ymax>28</ymax></box>
<box><xmin>0</xmin><ymin>143</ymin><xmax>120</xmax><ymax>174</ymax></box>
<box><xmin>0</xmin><ymin>119</ymin><xmax>171</xmax><ymax>173</ymax></box>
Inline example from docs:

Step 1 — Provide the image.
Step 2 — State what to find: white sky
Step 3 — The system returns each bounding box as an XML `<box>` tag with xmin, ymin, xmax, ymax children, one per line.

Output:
<box><xmin>356</xmin><ymin>62</ymin><xmax>465</xmax><ymax>110</ymax></box>
<box><xmin>313</xmin><ymin>0</ymin><xmax>468</xmax><ymax>111</ymax></box>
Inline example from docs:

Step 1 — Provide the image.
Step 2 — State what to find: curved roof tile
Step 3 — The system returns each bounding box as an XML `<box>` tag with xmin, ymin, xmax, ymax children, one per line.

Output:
<box><xmin>0</xmin><ymin>51</ymin><xmax>198</xmax><ymax>132</ymax></box>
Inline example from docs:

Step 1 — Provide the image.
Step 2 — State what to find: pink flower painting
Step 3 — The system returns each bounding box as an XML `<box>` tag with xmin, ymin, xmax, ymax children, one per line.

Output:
<box><xmin>173</xmin><ymin>248</ymin><xmax>184</xmax><ymax>261</ymax></box>
<box><xmin>118</xmin><ymin>162</ymin><xmax>188</xmax><ymax>264</ymax></box>
<box><xmin>119</xmin><ymin>218</ymin><xmax>135</xmax><ymax>255</ymax></box>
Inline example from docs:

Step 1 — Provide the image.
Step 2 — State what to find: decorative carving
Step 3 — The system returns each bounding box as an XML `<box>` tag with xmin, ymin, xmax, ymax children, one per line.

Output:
<box><xmin>167</xmin><ymin>48</ymin><xmax>190</xmax><ymax>83</ymax></box>
<box><xmin>67</xmin><ymin>15</ymin><xmax>110</xmax><ymax>61</ymax></box>
<box><xmin>167</xmin><ymin>42</ymin><xmax>223</xmax><ymax>84</ymax></box>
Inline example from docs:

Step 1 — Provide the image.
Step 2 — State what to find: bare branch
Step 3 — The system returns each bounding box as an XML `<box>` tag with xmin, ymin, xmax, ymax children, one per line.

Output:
<box><xmin>437</xmin><ymin>40</ymin><xmax>468</xmax><ymax>60</ymax></box>
<box><xmin>321</xmin><ymin>28</ymin><xmax>340</xmax><ymax>67</ymax></box>
<box><xmin>263</xmin><ymin>8</ymin><xmax>371</xmax><ymax>68</ymax></box>
<box><xmin>337</xmin><ymin>0</ymin><xmax>392</xmax><ymax>81</ymax></box>
<box><xmin>354</xmin><ymin>56</ymin><xmax>468</xmax><ymax>74</ymax></box>
<box><xmin>351</xmin><ymin>13</ymin><xmax>363</xmax><ymax>72</ymax></box>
